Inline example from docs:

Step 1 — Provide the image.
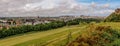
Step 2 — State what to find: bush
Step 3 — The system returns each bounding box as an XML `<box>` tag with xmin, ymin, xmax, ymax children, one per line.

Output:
<box><xmin>68</xmin><ymin>25</ymin><xmax>120</xmax><ymax>46</ymax></box>
<box><xmin>0</xmin><ymin>21</ymin><xmax>65</xmax><ymax>38</ymax></box>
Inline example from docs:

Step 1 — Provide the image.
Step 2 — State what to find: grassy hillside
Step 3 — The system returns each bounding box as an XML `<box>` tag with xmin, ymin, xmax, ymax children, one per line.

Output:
<box><xmin>68</xmin><ymin>22</ymin><xmax>120</xmax><ymax>46</ymax></box>
<box><xmin>0</xmin><ymin>22</ymin><xmax>120</xmax><ymax>46</ymax></box>
<box><xmin>104</xmin><ymin>13</ymin><xmax>120</xmax><ymax>22</ymax></box>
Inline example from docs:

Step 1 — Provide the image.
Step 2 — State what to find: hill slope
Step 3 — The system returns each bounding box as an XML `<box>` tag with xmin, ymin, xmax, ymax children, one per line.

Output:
<box><xmin>68</xmin><ymin>22</ymin><xmax>120</xmax><ymax>46</ymax></box>
<box><xmin>104</xmin><ymin>13</ymin><xmax>120</xmax><ymax>22</ymax></box>
<box><xmin>104</xmin><ymin>8</ymin><xmax>120</xmax><ymax>22</ymax></box>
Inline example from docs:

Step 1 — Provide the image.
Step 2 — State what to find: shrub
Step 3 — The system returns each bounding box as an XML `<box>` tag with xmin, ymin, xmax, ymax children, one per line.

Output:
<box><xmin>68</xmin><ymin>25</ymin><xmax>120</xmax><ymax>46</ymax></box>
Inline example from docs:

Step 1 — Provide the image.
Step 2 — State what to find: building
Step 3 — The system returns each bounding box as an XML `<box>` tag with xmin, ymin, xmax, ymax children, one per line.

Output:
<box><xmin>59</xmin><ymin>16</ymin><xmax>75</xmax><ymax>22</ymax></box>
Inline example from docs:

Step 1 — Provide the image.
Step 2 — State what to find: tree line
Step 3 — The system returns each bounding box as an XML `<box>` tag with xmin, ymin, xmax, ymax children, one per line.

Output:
<box><xmin>0</xmin><ymin>18</ymin><xmax>101</xmax><ymax>39</ymax></box>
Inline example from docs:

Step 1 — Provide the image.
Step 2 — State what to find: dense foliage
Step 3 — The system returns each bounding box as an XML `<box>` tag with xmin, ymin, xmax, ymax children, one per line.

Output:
<box><xmin>104</xmin><ymin>13</ymin><xmax>120</xmax><ymax>22</ymax></box>
<box><xmin>0</xmin><ymin>18</ymin><xmax>101</xmax><ymax>39</ymax></box>
<box><xmin>0</xmin><ymin>21</ymin><xmax>66</xmax><ymax>38</ymax></box>
<box><xmin>68</xmin><ymin>24</ymin><xmax>120</xmax><ymax>46</ymax></box>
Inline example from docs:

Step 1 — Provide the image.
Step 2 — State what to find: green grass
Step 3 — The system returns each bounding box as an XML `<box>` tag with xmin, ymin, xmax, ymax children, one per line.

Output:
<box><xmin>51</xmin><ymin>30</ymin><xmax>82</xmax><ymax>46</ymax></box>
<box><xmin>14</xmin><ymin>26</ymin><xmax>83</xmax><ymax>46</ymax></box>
<box><xmin>51</xmin><ymin>22</ymin><xmax>120</xmax><ymax>46</ymax></box>
<box><xmin>47</xmin><ymin>26</ymin><xmax>86</xmax><ymax>46</ymax></box>
<box><xmin>14</xmin><ymin>25</ymin><xmax>86</xmax><ymax>46</ymax></box>
<box><xmin>98</xmin><ymin>22</ymin><xmax>120</xmax><ymax>30</ymax></box>
<box><xmin>0</xmin><ymin>22</ymin><xmax>120</xmax><ymax>46</ymax></box>
<box><xmin>0</xmin><ymin>25</ymin><xmax>85</xmax><ymax>46</ymax></box>
<box><xmin>67</xmin><ymin>22</ymin><xmax>120</xmax><ymax>46</ymax></box>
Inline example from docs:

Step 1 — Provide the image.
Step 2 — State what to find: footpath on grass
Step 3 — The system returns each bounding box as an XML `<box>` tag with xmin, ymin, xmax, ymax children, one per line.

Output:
<box><xmin>0</xmin><ymin>25</ymin><xmax>81</xmax><ymax>46</ymax></box>
<box><xmin>14</xmin><ymin>25</ymin><xmax>86</xmax><ymax>46</ymax></box>
<box><xmin>44</xmin><ymin>26</ymin><xmax>86</xmax><ymax>46</ymax></box>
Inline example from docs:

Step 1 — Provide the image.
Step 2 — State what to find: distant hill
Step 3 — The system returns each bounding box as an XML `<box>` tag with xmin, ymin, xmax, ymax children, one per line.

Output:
<box><xmin>104</xmin><ymin>8</ymin><xmax>120</xmax><ymax>22</ymax></box>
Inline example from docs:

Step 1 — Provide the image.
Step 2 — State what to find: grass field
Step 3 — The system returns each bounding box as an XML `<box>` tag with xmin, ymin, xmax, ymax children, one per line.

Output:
<box><xmin>52</xmin><ymin>22</ymin><xmax>120</xmax><ymax>46</ymax></box>
<box><xmin>0</xmin><ymin>25</ymin><xmax>86</xmax><ymax>46</ymax></box>
<box><xmin>0</xmin><ymin>22</ymin><xmax>120</xmax><ymax>46</ymax></box>
<box><xmin>98</xmin><ymin>22</ymin><xmax>120</xmax><ymax>30</ymax></box>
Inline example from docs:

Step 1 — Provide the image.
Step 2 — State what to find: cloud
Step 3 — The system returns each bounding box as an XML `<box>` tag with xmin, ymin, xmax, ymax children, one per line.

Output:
<box><xmin>0</xmin><ymin>0</ymin><xmax>119</xmax><ymax>17</ymax></box>
<box><xmin>94</xmin><ymin>10</ymin><xmax>114</xmax><ymax>14</ymax></box>
<box><xmin>23</xmin><ymin>0</ymin><xmax>57</xmax><ymax>10</ymax></box>
<box><xmin>91</xmin><ymin>1</ymin><xmax>97</xmax><ymax>8</ymax></box>
<box><xmin>22</xmin><ymin>0</ymin><xmax>78</xmax><ymax>10</ymax></box>
<box><xmin>0</xmin><ymin>0</ymin><xmax>12</xmax><ymax>3</ymax></box>
<box><xmin>102</xmin><ymin>3</ymin><xmax>110</xmax><ymax>8</ymax></box>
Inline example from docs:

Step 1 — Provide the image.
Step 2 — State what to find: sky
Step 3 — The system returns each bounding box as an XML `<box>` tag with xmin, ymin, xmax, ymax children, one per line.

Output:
<box><xmin>0</xmin><ymin>0</ymin><xmax>119</xmax><ymax>17</ymax></box>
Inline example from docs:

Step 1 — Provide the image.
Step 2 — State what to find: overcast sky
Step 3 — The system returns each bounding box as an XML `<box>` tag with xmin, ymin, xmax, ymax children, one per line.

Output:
<box><xmin>0</xmin><ymin>0</ymin><xmax>119</xmax><ymax>17</ymax></box>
